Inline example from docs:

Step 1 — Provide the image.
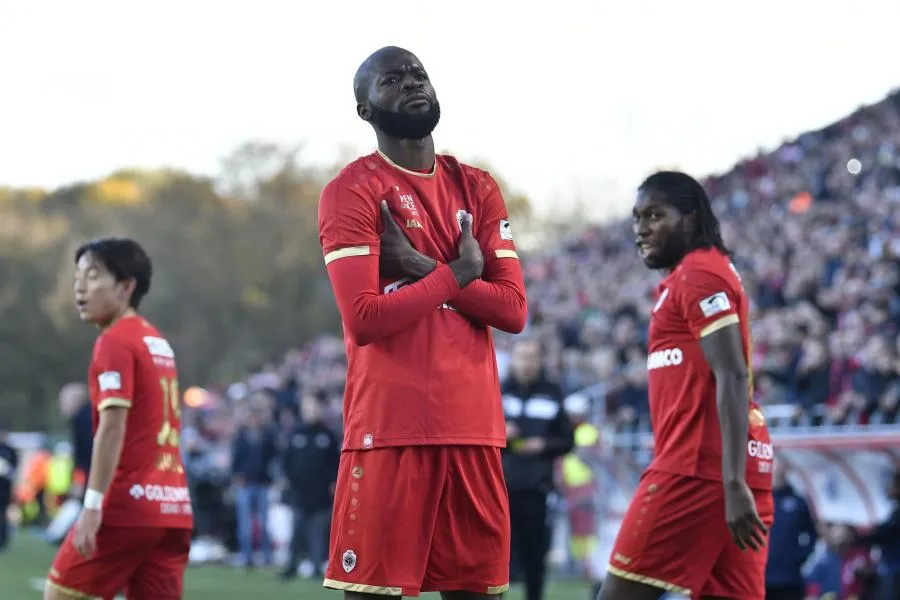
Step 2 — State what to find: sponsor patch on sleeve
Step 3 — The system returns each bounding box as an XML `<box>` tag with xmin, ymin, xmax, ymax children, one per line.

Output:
<box><xmin>499</xmin><ymin>219</ymin><xmax>513</xmax><ymax>241</ymax></box>
<box><xmin>98</xmin><ymin>371</ymin><xmax>122</xmax><ymax>391</ymax></box>
<box><xmin>699</xmin><ymin>292</ymin><xmax>730</xmax><ymax>317</ymax></box>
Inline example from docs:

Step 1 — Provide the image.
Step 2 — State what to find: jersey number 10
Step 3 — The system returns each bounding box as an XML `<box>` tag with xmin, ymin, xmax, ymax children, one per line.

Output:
<box><xmin>157</xmin><ymin>377</ymin><xmax>181</xmax><ymax>447</ymax></box>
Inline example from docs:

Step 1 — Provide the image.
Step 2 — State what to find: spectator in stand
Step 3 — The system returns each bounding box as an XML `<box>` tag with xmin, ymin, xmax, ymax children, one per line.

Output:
<box><xmin>765</xmin><ymin>459</ymin><xmax>818</xmax><ymax>600</ymax></box>
<box><xmin>806</xmin><ymin>524</ymin><xmax>875</xmax><ymax>600</ymax></box>
<box><xmin>502</xmin><ymin>338</ymin><xmax>574</xmax><ymax>600</ymax></box>
<box><xmin>279</xmin><ymin>392</ymin><xmax>339</xmax><ymax>581</ymax></box>
<box><xmin>58</xmin><ymin>383</ymin><xmax>92</xmax><ymax>500</ymax></box>
<box><xmin>861</xmin><ymin>469</ymin><xmax>900</xmax><ymax>600</ymax></box>
<box><xmin>0</xmin><ymin>424</ymin><xmax>18</xmax><ymax>551</ymax></box>
<box><xmin>230</xmin><ymin>392</ymin><xmax>278</xmax><ymax>568</ymax></box>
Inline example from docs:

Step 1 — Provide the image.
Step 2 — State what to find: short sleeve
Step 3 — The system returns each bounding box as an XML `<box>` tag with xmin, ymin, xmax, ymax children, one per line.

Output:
<box><xmin>318</xmin><ymin>177</ymin><xmax>380</xmax><ymax>265</ymax></box>
<box><xmin>476</xmin><ymin>173</ymin><xmax>519</xmax><ymax>261</ymax></box>
<box><xmin>676</xmin><ymin>266</ymin><xmax>740</xmax><ymax>339</ymax></box>
<box><xmin>92</xmin><ymin>334</ymin><xmax>136</xmax><ymax>411</ymax></box>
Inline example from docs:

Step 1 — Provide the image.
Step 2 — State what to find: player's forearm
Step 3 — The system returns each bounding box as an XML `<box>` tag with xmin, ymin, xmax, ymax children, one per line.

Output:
<box><xmin>715</xmin><ymin>371</ymin><xmax>751</xmax><ymax>485</ymax></box>
<box><xmin>86</xmin><ymin>414</ymin><xmax>127</xmax><ymax>495</ymax></box>
<box><xmin>328</xmin><ymin>257</ymin><xmax>460</xmax><ymax>346</ymax></box>
<box><xmin>451</xmin><ymin>279</ymin><xmax>528</xmax><ymax>333</ymax></box>
<box><xmin>449</xmin><ymin>257</ymin><xmax>527</xmax><ymax>332</ymax></box>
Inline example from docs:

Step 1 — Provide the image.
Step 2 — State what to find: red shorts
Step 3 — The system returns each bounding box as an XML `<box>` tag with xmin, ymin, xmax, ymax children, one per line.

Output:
<box><xmin>608</xmin><ymin>470</ymin><xmax>774</xmax><ymax>600</ymax></box>
<box><xmin>324</xmin><ymin>445</ymin><xmax>510</xmax><ymax>597</ymax></box>
<box><xmin>48</xmin><ymin>526</ymin><xmax>191</xmax><ymax>600</ymax></box>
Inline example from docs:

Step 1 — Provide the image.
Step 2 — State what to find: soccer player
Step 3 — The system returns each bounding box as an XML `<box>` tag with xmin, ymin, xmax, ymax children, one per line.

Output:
<box><xmin>45</xmin><ymin>238</ymin><xmax>193</xmax><ymax>600</ymax></box>
<box><xmin>318</xmin><ymin>46</ymin><xmax>528</xmax><ymax>599</ymax></box>
<box><xmin>599</xmin><ymin>172</ymin><xmax>774</xmax><ymax>600</ymax></box>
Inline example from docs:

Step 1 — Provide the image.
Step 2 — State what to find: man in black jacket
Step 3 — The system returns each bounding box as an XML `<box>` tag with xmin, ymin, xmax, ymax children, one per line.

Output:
<box><xmin>279</xmin><ymin>392</ymin><xmax>340</xmax><ymax>580</ymax></box>
<box><xmin>502</xmin><ymin>337</ymin><xmax>575</xmax><ymax>600</ymax></box>
<box><xmin>0</xmin><ymin>425</ymin><xmax>18</xmax><ymax>551</ymax></box>
<box><xmin>231</xmin><ymin>396</ymin><xmax>279</xmax><ymax>568</ymax></box>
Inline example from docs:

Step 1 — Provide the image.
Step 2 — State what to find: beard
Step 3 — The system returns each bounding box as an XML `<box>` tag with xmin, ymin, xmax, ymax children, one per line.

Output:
<box><xmin>369</xmin><ymin>100</ymin><xmax>441</xmax><ymax>140</ymax></box>
<box><xmin>642</xmin><ymin>235</ymin><xmax>689</xmax><ymax>271</ymax></box>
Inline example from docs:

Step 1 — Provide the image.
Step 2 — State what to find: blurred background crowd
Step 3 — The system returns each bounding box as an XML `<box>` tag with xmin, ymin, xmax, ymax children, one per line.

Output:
<box><xmin>2</xmin><ymin>91</ymin><xmax>899</xmax><ymax>600</ymax></box>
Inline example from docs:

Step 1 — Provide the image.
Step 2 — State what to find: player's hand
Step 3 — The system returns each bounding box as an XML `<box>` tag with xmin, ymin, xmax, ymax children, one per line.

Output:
<box><xmin>449</xmin><ymin>213</ymin><xmax>484</xmax><ymax>287</ymax></box>
<box><xmin>379</xmin><ymin>200</ymin><xmax>436</xmax><ymax>280</ymax></box>
<box><xmin>724</xmin><ymin>480</ymin><xmax>768</xmax><ymax>551</ymax></box>
<box><xmin>73</xmin><ymin>507</ymin><xmax>102</xmax><ymax>558</ymax></box>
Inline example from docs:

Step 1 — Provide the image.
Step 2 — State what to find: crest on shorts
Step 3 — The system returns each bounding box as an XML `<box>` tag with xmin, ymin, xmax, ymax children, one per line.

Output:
<box><xmin>342</xmin><ymin>549</ymin><xmax>357</xmax><ymax>573</ymax></box>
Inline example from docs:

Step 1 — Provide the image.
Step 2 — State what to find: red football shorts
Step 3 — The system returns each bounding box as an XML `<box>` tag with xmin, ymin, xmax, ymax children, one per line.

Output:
<box><xmin>324</xmin><ymin>445</ymin><xmax>510</xmax><ymax>597</ymax></box>
<box><xmin>608</xmin><ymin>470</ymin><xmax>774</xmax><ymax>600</ymax></box>
<box><xmin>48</xmin><ymin>526</ymin><xmax>191</xmax><ymax>600</ymax></box>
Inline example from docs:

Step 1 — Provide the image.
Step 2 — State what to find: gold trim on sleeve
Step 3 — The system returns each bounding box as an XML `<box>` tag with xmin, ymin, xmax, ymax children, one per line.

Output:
<box><xmin>324</xmin><ymin>246</ymin><xmax>371</xmax><ymax>265</ymax></box>
<box><xmin>323</xmin><ymin>578</ymin><xmax>402</xmax><ymax>596</ymax></box>
<box><xmin>45</xmin><ymin>580</ymin><xmax>103</xmax><ymax>599</ymax></box>
<box><xmin>97</xmin><ymin>398</ymin><xmax>132</xmax><ymax>411</ymax></box>
<box><xmin>486</xmin><ymin>583</ymin><xmax>510</xmax><ymax>594</ymax></box>
<box><xmin>607</xmin><ymin>565</ymin><xmax>691</xmax><ymax>596</ymax></box>
<box><xmin>699</xmin><ymin>313</ymin><xmax>740</xmax><ymax>337</ymax></box>
<box><xmin>494</xmin><ymin>249</ymin><xmax>518</xmax><ymax>259</ymax></box>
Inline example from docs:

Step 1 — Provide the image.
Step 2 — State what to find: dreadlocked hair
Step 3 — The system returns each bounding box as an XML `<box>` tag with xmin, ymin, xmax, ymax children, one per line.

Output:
<box><xmin>638</xmin><ymin>170</ymin><xmax>730</xmax><ymax>257</ymax></box>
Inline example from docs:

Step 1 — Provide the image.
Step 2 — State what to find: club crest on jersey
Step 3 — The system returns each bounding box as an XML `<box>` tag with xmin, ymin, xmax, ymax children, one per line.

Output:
<box><xmin>342</xmin><ymin>549</ymin><xmax>357</xmax><ymax>573</ymax></box>
<box><xmin>499</xmin><ymin>219</ymin><xmax>513</xmax><ymax>241</ymax></box>
<box><xmin>98</xmin><ymin>371</ymin><xmax>121</xmax><ymax>391</ymax></box>
<box><xmin>699</xmin><ymin>292</ymin><xmax>730</xmax><ymax>317</ymax></box>
<box><xmin>456</xmin><ymin>209</ymin><xmax>471</xmax><ymax>231</ymax></box>
<box><xmin>362</xmin><ymin>433</ymin><xmax>373</xmax><ymax>449</ymax></box>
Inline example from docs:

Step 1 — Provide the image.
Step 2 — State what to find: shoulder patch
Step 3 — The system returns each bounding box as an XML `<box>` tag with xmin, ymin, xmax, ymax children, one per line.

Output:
<box><xmin>699</xmin><ymin>292</ymin><xmax>730</xmax><ymax>317</ymax></box>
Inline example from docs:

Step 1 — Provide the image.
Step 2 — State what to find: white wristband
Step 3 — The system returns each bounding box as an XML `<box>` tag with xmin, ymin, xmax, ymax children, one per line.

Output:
<box><xmin>83</xmin><ymin>489</ymin><xmax>104</xmax><ymax>510</ymax></box>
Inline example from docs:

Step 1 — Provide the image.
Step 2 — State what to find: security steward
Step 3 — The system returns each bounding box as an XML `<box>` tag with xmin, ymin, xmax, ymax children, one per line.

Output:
<box><xmin>502</xmin><ymin>337</ymin><xmax>574</xmax><ymax>600</ymax></box>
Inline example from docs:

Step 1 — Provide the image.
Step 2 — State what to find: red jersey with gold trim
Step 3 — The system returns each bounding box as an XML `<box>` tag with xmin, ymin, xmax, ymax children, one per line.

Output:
<box><xmin>318</xmin><ymin>151</ymin><xmax>526</xmax><ymax>450</ymax></box>
<box><xmin>88</xmin><ymin>315</ymin><xmax>193</xmax><ymax>528</ymax></box>
<box><xmin>646</xmin><ymin>248</ymin><xmax>772</xmax><ymax>490</ymax></box>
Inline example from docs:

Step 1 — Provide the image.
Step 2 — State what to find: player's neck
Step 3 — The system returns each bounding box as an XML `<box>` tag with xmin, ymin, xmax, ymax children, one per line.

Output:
<box><xmin>376</xmin><ymin>135</ymin><xmax>435</xmax><ymax>171</ymax></box>
<box><xmin>98</xmin><ymin>307</ymin><xmax>138</xmax><ymax>331</ymax></box>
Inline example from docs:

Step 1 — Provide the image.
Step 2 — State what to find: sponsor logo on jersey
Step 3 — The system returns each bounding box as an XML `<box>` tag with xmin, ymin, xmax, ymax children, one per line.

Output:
<box><xmin>499</xmin><ymin>219</ymin><xmax>513</xmax><ymax>241</ymax></box>
<box><xmin>398</xmin><ymin>193</ymin><xmax>418</xmax><ymax>215</ymax></box>
<box><xmin>747</xmin><ymin>440</ymin><xmax>774</xmax><ymax>460</ymax></box>
<box><xmin>647</xmin><ymin>348</ymin><xmax>683</xmax><ymax>370</ymax></box>
<box><xmin>98</xmin><ymin>371</ymin><xmax>121</xmax><ymax>391</ymax></box>
<box><xmin>699</xmin><ymin>292</ymin><xmax>730</xmax><ymax>317</ymax></box>
<box><xmin>129</xmin><ymin>484</ymin><xmax>191</xmax><ymax>503</ymax></box>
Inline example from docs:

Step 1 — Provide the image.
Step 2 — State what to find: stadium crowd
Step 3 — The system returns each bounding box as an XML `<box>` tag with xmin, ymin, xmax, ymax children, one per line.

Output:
<box><xmin>7</xmin><ymin>90</ymin><xmax>898</xmax><ymax>598</ymax></box>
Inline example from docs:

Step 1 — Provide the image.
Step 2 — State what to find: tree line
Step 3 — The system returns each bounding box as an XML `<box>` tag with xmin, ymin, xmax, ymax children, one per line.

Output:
<box><xmin>0</xmin><ymin>142</ymin><xmax>533</xmax><ymax>429</ymax></box>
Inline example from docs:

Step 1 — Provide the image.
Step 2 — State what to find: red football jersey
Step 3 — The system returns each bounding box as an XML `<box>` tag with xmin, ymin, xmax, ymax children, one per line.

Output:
<box><xmin>87</xmin><ymin>315</ymin><xmax>193</xmax><ymax>528</ymax></box>
<box><xmin>646</xmin><ymin>248</ymin><xmax>772</xmax><ymax>490</ymax></box>
<box><xmin>319</xmin><ymin>151</ymin><xmax>524</xmax><ymax>450</ymax></box>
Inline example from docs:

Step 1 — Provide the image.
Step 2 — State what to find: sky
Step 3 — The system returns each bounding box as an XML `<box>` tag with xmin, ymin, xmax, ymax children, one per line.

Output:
<box><xmin>1</xmin><ymin>0</ymin><xmax>898</xmax><ymax>219</ymax></box>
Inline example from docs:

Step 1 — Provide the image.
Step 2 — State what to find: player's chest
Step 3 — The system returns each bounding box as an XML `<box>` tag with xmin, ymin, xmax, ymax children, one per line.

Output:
<box><xmin>648</xmin><ymin>285</ymin><xmax>695</xmax><ymax>348</ymax></box>
<box><xmin>387</xmin><ymin>177</ymin><xmax>479</xmax><ymax>258</ymax></box>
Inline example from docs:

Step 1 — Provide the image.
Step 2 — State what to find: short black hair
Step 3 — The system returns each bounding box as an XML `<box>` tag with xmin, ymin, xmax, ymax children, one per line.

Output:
<box><xmin>638</xmin><ymin>171</ymin><xmax>730</xmax><ymax>256</ymax></box>
<box><xmin>75</xmin><ymin>237</ymin><xmax>153</xmax><ymax>309</ymax></box>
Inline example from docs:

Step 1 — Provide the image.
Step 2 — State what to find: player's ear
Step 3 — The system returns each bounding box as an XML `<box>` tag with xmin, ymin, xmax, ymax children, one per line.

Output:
<box><xmin>357</xmin><ymin>102</ymin><xmax>371</xmax><ymax>122</ymax></box>
<box><xmin>119</xmin><ymin>278</ymin><xmax>137</xmax><ymax>303</ymax></box>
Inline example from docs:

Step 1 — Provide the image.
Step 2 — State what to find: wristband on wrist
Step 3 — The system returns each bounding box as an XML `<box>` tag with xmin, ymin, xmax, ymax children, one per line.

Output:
<box><xmin>83</xmin><ymin>489</ymin><xmax>104</xmax><ymax>510</ymax></box>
